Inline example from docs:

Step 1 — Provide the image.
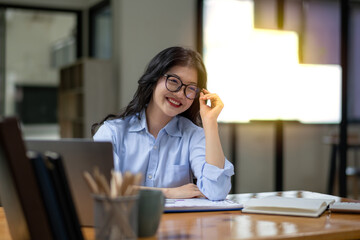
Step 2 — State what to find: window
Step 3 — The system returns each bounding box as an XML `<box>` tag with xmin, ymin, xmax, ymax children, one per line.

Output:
<box><xmin>89</xmin><ymin>0</ymin><xmax>112</xmax><ymax>59</ymax></box>
<box><xmin>203</xmin><ymin>0</ymin><xmax>342</xmax><ymax>123</ymax></box>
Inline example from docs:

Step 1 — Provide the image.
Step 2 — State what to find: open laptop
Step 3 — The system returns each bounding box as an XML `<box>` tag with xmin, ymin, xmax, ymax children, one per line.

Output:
<box><xmin>25</xmin><ymin>139</ymin><xmax>114</xmax><ymax>227</ymax></box>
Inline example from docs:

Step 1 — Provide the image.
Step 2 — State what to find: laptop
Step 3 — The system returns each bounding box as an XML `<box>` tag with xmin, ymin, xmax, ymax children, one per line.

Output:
<box><xmin>25</xmin><ymin>139</ymin><xmax>114</xmax><ymax>227</ymax></box>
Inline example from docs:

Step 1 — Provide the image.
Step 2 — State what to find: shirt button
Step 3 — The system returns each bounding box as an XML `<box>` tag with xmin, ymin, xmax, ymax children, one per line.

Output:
<box><xmin>153</xmin><ymin>145</ymin><xmax>157</xmax><ymax>150</ymax></box>
<box><xmin>148</xmin><ymin>174</ymin><xmax>152</xmax><ymax>179</ymax></box>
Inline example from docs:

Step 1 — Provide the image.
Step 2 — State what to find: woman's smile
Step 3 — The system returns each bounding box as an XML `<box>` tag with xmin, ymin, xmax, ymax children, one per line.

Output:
<box><xmin>167</xmin><ymin>97</ymin><xmax>182</xmax><ymax>108</ymax></box>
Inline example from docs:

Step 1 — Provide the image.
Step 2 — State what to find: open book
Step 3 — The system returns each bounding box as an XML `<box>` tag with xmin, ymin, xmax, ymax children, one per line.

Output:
<box><xmin>242</xmin><ymin>196</ymin><xmax>336</xmax><ymax>217</ymax></box>
<box><xmin>164</xmin><ymin>198</ymin><xmax>243</xmax><ymax>213</ymax></box>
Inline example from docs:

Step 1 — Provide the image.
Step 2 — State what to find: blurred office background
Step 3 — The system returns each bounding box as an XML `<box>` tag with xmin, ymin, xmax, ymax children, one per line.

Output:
<box><xmin>0</xmin><ymin>0</ymin><xmax>359</xmax><ymax>198</ymax></box>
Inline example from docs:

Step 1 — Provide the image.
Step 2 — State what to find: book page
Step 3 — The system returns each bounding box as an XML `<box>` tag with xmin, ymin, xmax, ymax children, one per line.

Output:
<box><xmin>245</xmin><ymin>196</ymin><xmax>335</xmax><ymax>210</ymax></box>
<box><xmin>165</xmin><ymin>198</ymin><xmax>243</xmax><ymax>212</ymax></box>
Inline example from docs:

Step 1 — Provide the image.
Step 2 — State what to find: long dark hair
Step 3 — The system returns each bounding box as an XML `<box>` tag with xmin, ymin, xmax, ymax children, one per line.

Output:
<box><xmin>91</xmin><ymin>46</ymin><xmax>207</xmax><ymax>136</ymax></box>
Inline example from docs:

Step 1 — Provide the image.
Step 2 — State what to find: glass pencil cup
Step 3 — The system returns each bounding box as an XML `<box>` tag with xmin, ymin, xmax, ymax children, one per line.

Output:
<box><xmin>93</xmin><ymin>194</ymin><xmax>139</xmax><ymax>240</ymax></box>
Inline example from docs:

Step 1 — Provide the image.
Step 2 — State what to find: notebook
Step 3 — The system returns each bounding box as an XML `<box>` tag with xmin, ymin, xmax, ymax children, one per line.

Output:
<box><xmin>25</xmin><ymin>139</ymin><xmax>114</xmax><ymax>227</ymax></box>
<box><xmin>242</xmin><ymin>196</ymin><xmax>336</xmax><ymax>217</ymax></box>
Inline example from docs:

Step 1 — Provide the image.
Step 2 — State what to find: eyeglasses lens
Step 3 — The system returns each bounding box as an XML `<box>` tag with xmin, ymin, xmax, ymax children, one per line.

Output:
<box><xmin>165</xmin><ymin>75</ymin><xmax>198</xmax><ymax>100</ymax></box>
<box><xmin>185</xmin><ymin>87</ymin><xmax>197</xmax><ymax>99</ymax></box>
<box><xmin>166</xmin><ymin>76</ymin><xmax>181</xmax><ymax>92</ymax></box>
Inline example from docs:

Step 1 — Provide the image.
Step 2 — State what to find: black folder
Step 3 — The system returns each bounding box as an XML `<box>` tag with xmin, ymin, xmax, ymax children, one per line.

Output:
<box><xmin>28</xmin><ymin>151</ymin><xmax>70</xmax><ymax>240</ymax></box>
<box><xmin>44</xmin><ymin>151</ymin><xmax>84</xmax><ymax>240</ymax></box>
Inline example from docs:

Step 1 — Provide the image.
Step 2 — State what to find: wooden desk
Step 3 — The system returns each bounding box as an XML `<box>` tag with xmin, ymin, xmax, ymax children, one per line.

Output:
<box><xmin>2</xmin><ymin>191</ymin><xmax>360</xmax><ymax>240</ymax></box>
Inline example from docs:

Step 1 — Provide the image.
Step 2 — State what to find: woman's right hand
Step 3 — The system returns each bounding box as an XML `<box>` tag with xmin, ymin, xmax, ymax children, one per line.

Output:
<box><xmin>199</xmin><ymin>89</ymin><xmax>224</xmax><ymax>126</ymax></box>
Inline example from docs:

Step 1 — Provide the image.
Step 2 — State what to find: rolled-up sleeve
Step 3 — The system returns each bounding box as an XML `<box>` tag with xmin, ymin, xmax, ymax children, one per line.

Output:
<box><xmin>189</xmin><ymin>128</ymin><xmax>235</xmax><ymax>200</ymax></box>
<box><xmin>198</xmin><ymin>159</ymin><xmax>234</xmax><ymax>200</ymax></box>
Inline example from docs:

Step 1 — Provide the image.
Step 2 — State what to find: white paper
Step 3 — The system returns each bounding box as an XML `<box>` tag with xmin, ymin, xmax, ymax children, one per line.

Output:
<box><xmin>164</xmin><ymin>198</ymin><xmax>243</xmax><ymax>212</ymax></box>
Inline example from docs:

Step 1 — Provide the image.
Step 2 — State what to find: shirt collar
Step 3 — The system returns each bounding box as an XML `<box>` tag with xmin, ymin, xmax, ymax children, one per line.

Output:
<box><xmin>128</xmin><ymin>110</ymin><xmax>147</xmax><ymax>132</ymax></box>
<box><xmin>164</xmin><ymin>116</ymin><xmax>182</xmax><ymax>137</ymax></box>
<box><xmin>128</xmin><ymin>109</ymin><xmax>182</xmax><ymax>137</ymax></box>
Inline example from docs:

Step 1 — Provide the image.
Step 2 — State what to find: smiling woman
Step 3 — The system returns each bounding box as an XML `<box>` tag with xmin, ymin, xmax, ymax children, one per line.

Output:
<box><xmin>92</xmin><ymin>46</ymin><xmax>234</xmax><ymax>201</ymax></box>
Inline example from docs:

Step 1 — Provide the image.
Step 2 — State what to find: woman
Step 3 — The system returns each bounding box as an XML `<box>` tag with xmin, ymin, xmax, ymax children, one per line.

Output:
<box><xmin>92</xmin><ymin>46</ymin><xmax>234</xmax><ymax>200</ymax></box>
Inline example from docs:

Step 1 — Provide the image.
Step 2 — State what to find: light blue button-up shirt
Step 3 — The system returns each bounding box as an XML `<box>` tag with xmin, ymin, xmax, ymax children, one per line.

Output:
<box><xmin>93</xmin><ymin>110</ymin><xmax>234</xmax><ymax>200</ymax></box>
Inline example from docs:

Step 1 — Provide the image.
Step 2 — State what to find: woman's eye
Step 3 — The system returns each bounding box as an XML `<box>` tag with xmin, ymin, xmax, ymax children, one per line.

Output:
<box><xmin>169</xmin><ymin>78</ymin><xmax>179</xmax><ymax>84</ymax></box>
<box><xmin>188</xmin><ymin>86</ymin><xmax>198</xmax><ymax>92</ymax></box>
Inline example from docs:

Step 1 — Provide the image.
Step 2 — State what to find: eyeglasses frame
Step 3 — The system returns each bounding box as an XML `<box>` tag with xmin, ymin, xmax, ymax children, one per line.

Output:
<box><xmin>163</xmin><ymin>74</ymin><xmax>200</xmax><ymax>100</ymax></box>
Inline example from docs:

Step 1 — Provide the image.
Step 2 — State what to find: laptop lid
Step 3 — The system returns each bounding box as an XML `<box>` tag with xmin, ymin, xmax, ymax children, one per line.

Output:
<box><xmin>25</xmin><ymin>139</ymin><xmax>114</xmax><ymax>227</ymax></box>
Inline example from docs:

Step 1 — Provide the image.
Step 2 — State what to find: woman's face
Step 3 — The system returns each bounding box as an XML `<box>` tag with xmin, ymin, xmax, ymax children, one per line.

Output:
<box><xmin>149</xmin><ymin>65</ymin><xmax>198</xmax><ymax>119</ymax></box>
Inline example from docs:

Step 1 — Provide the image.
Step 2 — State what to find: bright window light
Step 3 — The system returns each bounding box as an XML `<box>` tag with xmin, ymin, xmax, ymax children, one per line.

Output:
<box><xmin>203</xmin><ymin>0</ymin><xmax>341</xmax><ymax>123</ymax></box>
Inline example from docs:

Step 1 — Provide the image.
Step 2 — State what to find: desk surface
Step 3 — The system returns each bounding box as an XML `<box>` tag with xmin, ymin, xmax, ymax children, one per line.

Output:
<box><xmin>2</xmin><ymin>191</ymin><xmax>360</xmax><ymax>240</ymax></box>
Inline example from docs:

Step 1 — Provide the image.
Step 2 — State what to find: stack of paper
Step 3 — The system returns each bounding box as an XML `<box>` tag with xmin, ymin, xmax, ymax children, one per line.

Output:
<box><xmin>242</xmin><ymin>196</ymin><xmax>335</xmax><ymax>217</ymax></box>
<box><xmin>164</xmin><ymin>198</ymin><xmax>243</xmax><ymax>213</ymax></box>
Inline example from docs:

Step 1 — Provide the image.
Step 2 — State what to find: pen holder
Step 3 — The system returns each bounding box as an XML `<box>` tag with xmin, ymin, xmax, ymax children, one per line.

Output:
<box><xmin>93</xmin><ymin>194</ymin><xmax>139</xmax><ymax>240</ymax></box>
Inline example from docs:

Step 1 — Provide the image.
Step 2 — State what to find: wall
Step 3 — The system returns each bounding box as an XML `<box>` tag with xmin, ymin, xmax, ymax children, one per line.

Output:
<box><xmin>111</xmin><ymin>0</ymin><xmax>197</xmax><ymax>109</ymax></box>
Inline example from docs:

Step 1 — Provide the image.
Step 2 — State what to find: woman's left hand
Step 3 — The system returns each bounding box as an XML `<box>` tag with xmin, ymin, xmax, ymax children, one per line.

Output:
<box><xmin>199</xmin><ymin>89</ymin><xmax>224</xmax><ymax>124</ymax></box>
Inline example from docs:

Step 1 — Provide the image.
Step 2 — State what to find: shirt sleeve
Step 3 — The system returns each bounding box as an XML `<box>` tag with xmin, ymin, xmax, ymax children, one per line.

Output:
<box><xmin>93</xmin><ymin>123</ymin><xmax>121</xmax><ymax>172</ymax></box>
<box><xmin>189</xmin><ymin>128</ymin><xmax>234</xmax><ymax>201</ymax></box>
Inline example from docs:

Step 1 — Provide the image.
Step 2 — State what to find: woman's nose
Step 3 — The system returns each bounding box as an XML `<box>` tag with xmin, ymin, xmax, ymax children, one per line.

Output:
<box><xmin>174</xmin><ymin>86</ymin><xmax>187</xmax><ymax>99</ymax></box>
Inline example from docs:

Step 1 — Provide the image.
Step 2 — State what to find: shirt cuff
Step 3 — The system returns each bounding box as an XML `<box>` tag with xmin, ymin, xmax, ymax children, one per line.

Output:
<box><xmin>202</xmin><ymin>159</ymin><xmax>234</xmax><ymax>181</ymax></box>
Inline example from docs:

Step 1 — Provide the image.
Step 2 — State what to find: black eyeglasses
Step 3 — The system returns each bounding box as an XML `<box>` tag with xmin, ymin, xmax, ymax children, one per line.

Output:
<box><xmin>164</xmin><ymin>74</ymin><xmax>200</xmax><ymax>100</ymax></box>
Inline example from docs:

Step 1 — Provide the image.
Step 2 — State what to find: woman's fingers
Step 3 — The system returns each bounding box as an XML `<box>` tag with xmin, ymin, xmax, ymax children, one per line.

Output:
<box><xmin>190</xmin><ymin>184</ymin><xmax>206</xmax><ymax>198</ymax></box>
<box><xmin>200</xmin><ymin>89</ymin><xmax>223</xmax><ymax>108</ymax></box>
<box><xmin>200</xmin><ymin>89</ymin><xmax>221</xmax><ymax>101</ymax></box>
<box><xmin>199</xmin><ymin>89</ymin><xmax>212</xmax><ymax>100</ymax></box>
<box><xmin>201</xmin><ymin>93</ymin><xmax>218</xmax><ymax>101</ymax></box>
<box><xmin>202</xmin><ymin>88</ymin><xmax>210</xmax><ymax>95</ymax></box>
